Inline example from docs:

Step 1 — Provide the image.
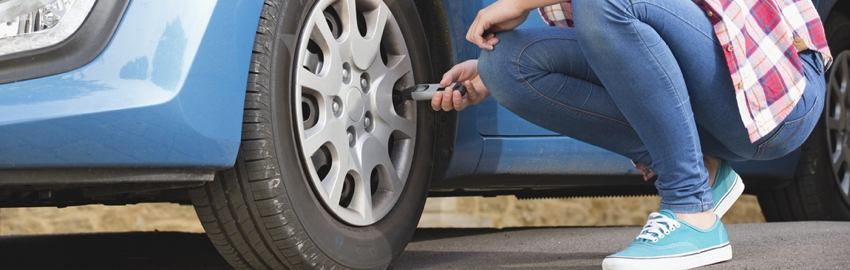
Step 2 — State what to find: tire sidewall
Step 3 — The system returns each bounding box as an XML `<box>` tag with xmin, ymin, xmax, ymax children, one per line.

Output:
<box><xmin>266</xmin><ymin>0</ymin><xmax>433</xmax><ymax>267</ymax></box>
<box><xmin>804</xmin><ymin>11</ymin><xmax>850</xmax><ymax>219</ymax></box>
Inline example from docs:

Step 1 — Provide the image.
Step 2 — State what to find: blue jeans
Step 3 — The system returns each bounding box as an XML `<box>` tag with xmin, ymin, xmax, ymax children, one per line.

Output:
<box><xmin>478</xmin><ymin>0</ymin><xmax>826</xmax><ymax>213</ymax></box>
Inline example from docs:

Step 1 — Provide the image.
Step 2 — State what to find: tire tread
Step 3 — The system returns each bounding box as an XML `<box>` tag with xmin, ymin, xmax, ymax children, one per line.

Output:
<box><xmin>189</xmin><ymin>0</ymin><xmax>338</xmax><ymax>268</ymax></box>
<box><xmin>756</xmin><ymin>117</ymin><xmax>849</xmax><ymax>221</ymax></box>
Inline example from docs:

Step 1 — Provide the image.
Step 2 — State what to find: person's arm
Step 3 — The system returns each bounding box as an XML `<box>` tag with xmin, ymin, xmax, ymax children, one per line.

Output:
<box><xmin>467</xmin><ymin>0</ymin><xmax>568</xmax><ymax>50</ymax></box>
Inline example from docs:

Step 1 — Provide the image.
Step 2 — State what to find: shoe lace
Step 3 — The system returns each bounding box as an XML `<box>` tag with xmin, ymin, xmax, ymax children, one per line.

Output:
<box><xmin>636</xmin><ymin>212</ymin><xmax>681</xmax><ymax>243</ymax></box>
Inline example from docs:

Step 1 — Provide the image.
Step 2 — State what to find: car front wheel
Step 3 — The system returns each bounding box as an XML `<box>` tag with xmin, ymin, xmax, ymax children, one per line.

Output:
<box><xmin>189</xmin><ymin>0</ymin><xmax>434</xmax><ymax>268</ymax></box>
<box><xmin>757</xmin><ymin>11</ymin><xmax>850</xmax><ymax>222</ymax></box>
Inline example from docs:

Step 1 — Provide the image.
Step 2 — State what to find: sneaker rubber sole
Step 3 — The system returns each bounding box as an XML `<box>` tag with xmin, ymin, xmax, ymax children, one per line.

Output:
<box><xmin>602</xmin><ymin>243</ymin><xmax>732</xmax><ymax>270</ymax></box>
<box><xmin>712</xmin><ymin>173</ymin><xmax>744</xmax><ymax>218</ymax></box>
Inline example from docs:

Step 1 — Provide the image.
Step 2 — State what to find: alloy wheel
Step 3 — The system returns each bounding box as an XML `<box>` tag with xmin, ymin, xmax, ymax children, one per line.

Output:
<box><xmin>825</xmin><ymin>51</ymin><xmax>850</xmax><ymax>205</ymax></box>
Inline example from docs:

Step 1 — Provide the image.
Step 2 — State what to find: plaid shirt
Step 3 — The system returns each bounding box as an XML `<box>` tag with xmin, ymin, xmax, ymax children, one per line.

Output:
<box><xmin>540</xmin><ymin>0</ymin><xmax>833</xmax><ymax>143</ymax></box>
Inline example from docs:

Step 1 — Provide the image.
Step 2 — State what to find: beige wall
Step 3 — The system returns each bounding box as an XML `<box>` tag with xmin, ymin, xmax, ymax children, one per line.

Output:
<box><xmin>418</xmin><ymin>195</ymin><xmax>765</xmax><ymax>228</ymax></box>
<box><xmin>0</xmin><ymin>203</ymin><xmax>205</xmax><ymax>235</ymax></box>
<box><xmin>0</xmin><ymin>195</ymin><xmax>764</xmax><ymax>235</ymax></box>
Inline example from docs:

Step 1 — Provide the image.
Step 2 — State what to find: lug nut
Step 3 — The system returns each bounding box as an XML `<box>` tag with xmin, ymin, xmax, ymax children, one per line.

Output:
<box><xmin>332</xmin><ymin>101</ymin><xmax>340</xmax><ymax>113</ymax></box>
<box><xmin>342</xmin><ymin>68</ymin><xmax>350</xmax><ymax>82</ymax></box>
<box><xmin>347</xmin><ymin>132</ymin><xmax>354</xmax><ymax>143</ymax></box>
<box><xmin>360</xmin><ymin>77</ymin><xmax>369</xmax><ymax>90</ymax></box>
<box><xmin>364</xmin><ymin>117</ymin><xmax>371</xmax><ymax>128</ymax></box>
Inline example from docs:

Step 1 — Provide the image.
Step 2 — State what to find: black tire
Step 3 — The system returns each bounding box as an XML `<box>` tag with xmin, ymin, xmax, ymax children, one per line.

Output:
<box><xmin>756</xmin><ymin>11</ymin><xmax>850</xmax><ymax>222</ymax></box>
<box><xmin>189</xmin><ymin>0</ymin><xmax>435</xmax><ymax>268</ymax></box>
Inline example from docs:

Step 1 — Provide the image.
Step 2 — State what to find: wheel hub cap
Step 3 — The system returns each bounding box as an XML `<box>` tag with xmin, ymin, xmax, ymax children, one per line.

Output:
<box><xmin>346</xmin><ymin>88</ymin><xmax>364</xmax><ymax>122</ymax></box>
<box><xmin>293</xmin><ymin>0</ymin><xmax>416</xmax><ymax>226</ymax></box>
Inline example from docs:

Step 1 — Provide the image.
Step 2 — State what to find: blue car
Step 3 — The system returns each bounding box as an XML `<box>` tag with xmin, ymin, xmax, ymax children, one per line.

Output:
<box><xmin>0</xmin><ymin>0</ymin><xmax>848</xmax><ymax>268</ymax></box>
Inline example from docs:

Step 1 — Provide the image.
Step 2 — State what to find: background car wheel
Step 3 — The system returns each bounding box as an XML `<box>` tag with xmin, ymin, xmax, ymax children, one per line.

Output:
<box><xmin>756</xmin><ymin>11</ymin><xmax>850</xmax><ymax>222</ymax></box>
<box><xmin>189</xmin><ymin>0</ymin><xmax>434</xmax><ymax>268</ymax></box>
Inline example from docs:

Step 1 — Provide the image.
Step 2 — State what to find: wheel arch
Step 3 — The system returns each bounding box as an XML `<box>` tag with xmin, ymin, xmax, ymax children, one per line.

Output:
<box><xmin>823</xmin><ymin>0</ymin><xmax>850</xmax><ymax>18</ymax></box>
<box><xmin>410</xmin><ymin>0</ymin><xmax>461</xmax><ymax>182</ymax></box>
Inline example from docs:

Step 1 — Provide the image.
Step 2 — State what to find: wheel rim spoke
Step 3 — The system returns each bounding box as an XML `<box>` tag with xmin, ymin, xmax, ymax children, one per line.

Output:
<box><xmin>375</xmin><ymin>102</ymin><xmax>416</xmax><ymax>139</ymax></box>
<box><xmin>384</xmin><ymin>54</ymin><xmax>412</xmax><ymax>82</ymax></box>
<box><xmin>298</xmin><ymin>14</ymin><xmax>343</xmax><ymax>96</ymax></box>
<box><xmin>838</xmin><ymin>145</ymin><xmax>850</xmax><ymax>174</ymax></box>
<box><xmin>369</xmin><ymin>54</ymin><xmax>412</xmax><ymax>90</ymax></box>
<box><xmin>340</xmin><ymin>0</ymin><xmax>358</xmax><ymax>35</ymax></box>
<box><xmin>350</xmin><ymin>168</ymin><xmax>374</xmax><ymax>220</ymax></box>
<box><xmin>372</xmin><ymin>58</ymin><xmax>415</xmax><ymax>140</ymax></box>
<box><xmin>827</xmin><ymin>114</ymin><xmax>845</xmax><ymax>133</ymax></box>
<box><xmin>302</xmin><ymin>118</ymin><xmax>345</xmax><ymax>157</ymax></box>
<box><xmin>360</xmin><ymin>136</ymin><xmax>405</xmax><ymax>191</ymax></box>
<box><xmin>298</xmin><ymin>69</ymin><xmax>338</xmax><ymax>97</ymax></box>
<box><xmin>322</xmin><ymin>157</ymin><xmax>350</xmax><ymax>207</ymax></box>
<box><xmin>312</xmin><ymin>11</ymin><xmax>340</xmax><ymax>47</ymax></box>
<box><xmin>357</xmin><ymin>190</ymin><xmax>375</xmax><ymax>221</ymax></box>
<box><xmin>347</xmin><ymin>0</ymin><xmax>389</xmax><ymax>69</ymax></box>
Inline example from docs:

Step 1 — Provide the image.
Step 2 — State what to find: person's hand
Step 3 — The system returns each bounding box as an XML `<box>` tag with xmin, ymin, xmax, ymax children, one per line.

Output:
<box><xmin>432</xmin><ymin>60</ymin><xmax>489</xmax><ymax>111</ymax></box>
<box><xmin>467</xmin><ymin>0</ymin><xmax>531</xmax><ymax>50</ymax></box>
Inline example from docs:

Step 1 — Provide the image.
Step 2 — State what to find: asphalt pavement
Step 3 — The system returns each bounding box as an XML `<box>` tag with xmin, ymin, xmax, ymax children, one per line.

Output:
<box><xmin>393</xmin><ymin>222</ymin><xmax>850</xmax><ymax>269</ymax></box>
<box><xmin>0</xmin><ymin>222</ymin><xmax>847</xmax><ymax>269</ymax></box>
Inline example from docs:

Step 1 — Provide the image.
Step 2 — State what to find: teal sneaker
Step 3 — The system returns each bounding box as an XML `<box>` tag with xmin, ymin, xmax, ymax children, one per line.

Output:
<box><xmin>711</xmin><ymin>160</ymin><xmax>744</xmax><ymax>218</ymax></box>
<box><xmin>602</xmin><ymin>210</ymin><xmax>732</xmax><ymax>270</ymax></box>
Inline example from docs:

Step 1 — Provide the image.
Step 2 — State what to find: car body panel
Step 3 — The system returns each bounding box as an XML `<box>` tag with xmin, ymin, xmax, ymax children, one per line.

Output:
<box><xmin>0</xmin><ymin>0</ymin><xmax>263</xmax><ymax>168</ymax></box>
<box><xmin>815</xmin><ymin>0</ymin><xmax>839</xmax><ymax>17</ymax></box>
<box><xmin>476</xmin><ymin>136</ymin><xmax>636</xmax><ymax>175</ymax></box>
<box><xmin>0</xmin><ymin>0</ymin><xmax>838</xmax><ymax>187</ymax></box>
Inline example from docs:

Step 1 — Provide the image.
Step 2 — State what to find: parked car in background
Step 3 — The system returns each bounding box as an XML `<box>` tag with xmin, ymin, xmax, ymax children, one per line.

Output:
<box><xmin>1</xmin><ymin>0</ymin><xmax>848</xmax><ymax>268</ymax></box>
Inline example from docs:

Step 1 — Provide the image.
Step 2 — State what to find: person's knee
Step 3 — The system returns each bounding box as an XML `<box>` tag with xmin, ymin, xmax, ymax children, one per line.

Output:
<box><xmin>482</xmin><ymin>30</ymin><xmax>523</xmax><ymax>66</ymax></box>
<box><xmin>572</xmin><ymin>0</ymin><xmax>629</xmax><ymax>16</ymax></box>
<box><xmin>478</xmin><ymin>29</ymin><xmax>535</xmax><ymax>73</ymax></box>
<box><xmin>478</xmin><ymin>31</ymin><xmax>523</xmax><ymax>92</ymax></box>
<box><xmin>479</xmin><ymin>44</ymin><xmax>527</xmax><ymax>111</ymax></box>
<box><xmin>572</xmin><ymin>0</ymin><xmax>631</xmax><ymax>38</ymax></box>
<box><xmin>478</xmin><ymin>48</ymin><xmax>508</xmax><ymax>96</ymax></box>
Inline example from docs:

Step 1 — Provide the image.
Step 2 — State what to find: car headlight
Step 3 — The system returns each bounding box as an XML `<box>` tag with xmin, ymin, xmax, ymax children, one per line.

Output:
<box><xmin>0</xmin><ymin>0</ymin><xmax>96</xmax><ymax>57</ymax></box>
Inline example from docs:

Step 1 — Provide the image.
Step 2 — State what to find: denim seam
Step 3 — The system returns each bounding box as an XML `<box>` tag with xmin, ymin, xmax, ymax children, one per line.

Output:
<box><xmin>581</xmin><ymin>66</ymin><xmax>593</xmax><ymax>107</ymax></box>
<box><xmin>631</xmin><ymin>0</ymin><xmax>720</xmax><ymax>46</ymax></box>
<box><xmin>553</xmin><ymin>74</ymin><xmax>570</xmax><ymax>102</ymax></box>
<box><xmin>753</xmin><ymin>95</ymin><xmax>819</xmax><ymax>159</ymax></box>
<box><xmin>628</xmin><ymin>20</ymin><xmax>697</xmax><ymax>150</ymax></box>
<box><xmin>515</xmin><ymin>37</ymin><xmax>634</xmax><ymax>130</ymax></box>
<box><xmin>626</xmin><ymin>1</ymin><xmax>709</xmax><ymax>203</ymax></box>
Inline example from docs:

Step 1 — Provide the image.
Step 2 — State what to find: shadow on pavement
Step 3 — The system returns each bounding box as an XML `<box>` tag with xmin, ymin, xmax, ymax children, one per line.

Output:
<box><xmin>0</xmin><ymin>232</ymin><xmax>231</xmax><ymax>270</ymax></box>
<box><xmin>409</xmin><ymin>227</ymin><xmax>604</xmax><ymax>243</ymax></box>
<box><xmin>392</xmin><ymin>250</ymin><xmax>606</xmax><ymax>270</ymax></box>
<box><xmin>409</xmin><ymin>227</ymin><xmax>519</xmax><ymax>243</ymax></box>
